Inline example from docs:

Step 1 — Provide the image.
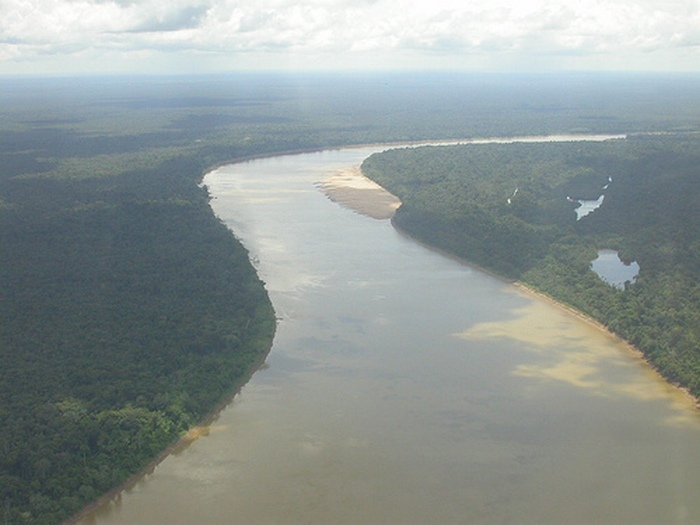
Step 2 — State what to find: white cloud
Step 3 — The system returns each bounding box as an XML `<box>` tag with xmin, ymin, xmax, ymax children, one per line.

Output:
<box><xmin>1</xmin><ymin>0</ymin><xmax>699</xmax><ymax>73</ymax></box>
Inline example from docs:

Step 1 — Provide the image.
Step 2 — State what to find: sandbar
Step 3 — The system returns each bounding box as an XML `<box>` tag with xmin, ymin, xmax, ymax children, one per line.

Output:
<box><xmin>319</xmin><ymin>164</ymin><xmax>699</xmax><ymax>411</ymax></box>
<box><xmin>317</xmin><ymin>166</ymin><xmax>401</xmax><ymax>220</ymax></box>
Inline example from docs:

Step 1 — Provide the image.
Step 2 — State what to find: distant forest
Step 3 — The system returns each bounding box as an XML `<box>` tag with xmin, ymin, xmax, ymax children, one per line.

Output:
<box><xmin>1</xmin><ymin>72</ymin><xmax>699</xmax><ymax>524</ymax></box>
<box><xmin>362</xmin><ymin>134</ymin><xmax>700</xmax><ymax>399</ymax></box>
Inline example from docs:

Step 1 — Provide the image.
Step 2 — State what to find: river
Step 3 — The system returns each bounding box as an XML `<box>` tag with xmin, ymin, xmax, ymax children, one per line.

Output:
<box><xmin>78</xmin><ymin>138</ymin><xmax>700</xmax><ymax>525</ymax></box>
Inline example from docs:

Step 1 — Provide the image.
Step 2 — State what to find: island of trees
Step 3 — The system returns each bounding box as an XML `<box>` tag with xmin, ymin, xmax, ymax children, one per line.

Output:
<box><xmin>362</xmin><ymin>133</ymin><xmax>700</xmax><ymax>400</ymax></box>
<box><xmin>1</xmin><ymin>72</ymin><xmax>699</xmax><ymax>524</ymax></box>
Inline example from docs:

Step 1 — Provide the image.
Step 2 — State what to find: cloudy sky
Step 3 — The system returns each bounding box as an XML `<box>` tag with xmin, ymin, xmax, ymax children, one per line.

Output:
<box><xmin>2</xmin><ymin>0</ymin><xmax>699</xmax><ymax>75</ymax></box>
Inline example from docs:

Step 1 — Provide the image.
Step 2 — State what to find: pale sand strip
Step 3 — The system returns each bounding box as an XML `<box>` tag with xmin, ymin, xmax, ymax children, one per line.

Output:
<box><xmin>319</xmin><ymin>166</ymin><xmax>699</xmax><ymax>410</ymax></box>
<box><xmin>317</xmin><ymin>166</ymin><xmax>401</xmax><ymax>220</ymax></box>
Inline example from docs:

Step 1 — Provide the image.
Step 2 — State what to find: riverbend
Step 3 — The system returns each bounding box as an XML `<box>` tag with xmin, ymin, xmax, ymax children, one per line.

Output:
<box><xmin>77</xmin><ymin>137</ymin><xmax>700</xmax><ymax>525</ymax></box>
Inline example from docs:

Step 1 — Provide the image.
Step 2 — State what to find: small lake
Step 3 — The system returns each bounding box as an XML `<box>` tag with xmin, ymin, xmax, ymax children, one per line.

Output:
<box><xmin>574</xmin><ymin>194</ymin><xmax>605</xmax><ymax>220</ymax></box>
<box><xmin>592</xmin><ymin>249</ymin><xmax>640</xmax><ymax>289</ymax></box>
<box><xmin>78</xmin><ymin>138</ymin><xmax>700</xmax><ymax>525</ymax></box>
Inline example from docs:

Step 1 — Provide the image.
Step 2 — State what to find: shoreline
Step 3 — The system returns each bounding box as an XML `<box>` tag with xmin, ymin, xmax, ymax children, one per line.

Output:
<box><xmin>201</xmin><ymin>132</ymin><xmax>627</xmax><ymax>180</ymax></box>
<box><xmin>389</xmin><ymin>207</ymin><xmax>700</xmax><ymax>410</ymax></box>
<box><xmin>316</xmin><ymin>166</ymin><xmax>402</xmax><ymax>220</ymax></box>
<box><xmin>60</xmin><ymin>348</ymin><xmax>271</xmax><ymax>525</ymax></box>
<box><xmin>310</xmin><ymin>144</ymin><xmax>699</xmax><ymax>410</ymax></box>
<box><xmin>59</xmin><ymin>131</ymin><xmax>660</xmax><ymax>524</ymax></box>
<box><xmin>313</xmin><ymin>161</ymin><xmax>699</xmax><ymax>408</ymax></box>
<box><xmin>344</xmin><ymin>180</ymin><xmax>700</xmax><ymax>412</ymax></box>
<box><xmin>509</xmin><ymin>280</ymin><xmax>700</xmax><ymax>409</ymax></box>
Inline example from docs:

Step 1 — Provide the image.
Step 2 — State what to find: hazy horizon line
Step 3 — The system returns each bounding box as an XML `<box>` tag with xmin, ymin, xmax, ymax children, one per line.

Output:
<box><xmin>3</xmin><ymin>68</ymin><xmax>700</xmax><ymax>81</ymax></box>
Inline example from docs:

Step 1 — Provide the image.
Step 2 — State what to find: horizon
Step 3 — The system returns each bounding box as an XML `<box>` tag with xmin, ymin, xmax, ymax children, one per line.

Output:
<box><xmin>3</xmin><ymin>69</ymin><xmax>700</xmax><ymax>82</ymax></box>
<box><xmin>2</xmin><ymin>0</ymin><xmax>699</xmax><ymax>77</ymax></box>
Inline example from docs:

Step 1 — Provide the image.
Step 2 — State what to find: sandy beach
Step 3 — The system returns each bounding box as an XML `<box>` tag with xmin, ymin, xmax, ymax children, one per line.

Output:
<box><xmin>317</xmin><ymin>166</ymin><xmax>402</xmax><ymax>220</ymax></box>
<box><xmin>318</xmin><ymin>164</ymin><xmax>700</xmax><ymax>410</ymax></box>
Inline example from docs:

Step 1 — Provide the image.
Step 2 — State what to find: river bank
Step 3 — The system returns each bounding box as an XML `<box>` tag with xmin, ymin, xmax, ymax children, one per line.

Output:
<box><xmin>67</xmin><ymin>148</ymin><xmax>408</xmax><ymax>525</ymax></box>
<box><xmin>72</xmin><ymin>138</ymin><xmax>700</xmax><ymax>525</ymax></box>
<box><xmin>318</xmin><ymin>157</ymin><xmax>700</xmax><ymax>411</ymax></box>
<box><xmin>60</xmin><ymin>337</ymin><xmax>273</xmax><ymax>525</ymax></box>
<box><xmin>510</xmin><ymin>281</ymin><xmax>700</xmax><ymax>409</ymax></box>
<box><xmin>321</xmin><ymin>165</ymin><xmax>698</xmax><ymax>413</ymax></box>
<box><xmin>317</xmin><ymin>166</ymin><xmax>402</xmax><ymax>220</ymax></box>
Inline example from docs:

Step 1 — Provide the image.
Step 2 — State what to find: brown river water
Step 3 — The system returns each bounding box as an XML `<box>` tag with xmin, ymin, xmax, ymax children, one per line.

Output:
<box><xmin>78</xmin><ymin>138</ymin><xmax>700</xmax><ymax>525</ymax></box>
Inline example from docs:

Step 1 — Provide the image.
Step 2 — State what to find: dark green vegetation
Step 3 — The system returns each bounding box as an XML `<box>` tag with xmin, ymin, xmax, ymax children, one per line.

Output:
<box><xmin>1</xmin><ymin>72</ymin><xmax>699</xmax><ymax>524</ymax></box>
<box><xmin>362</xmin><ymin>133</ymin><xmax>700</xmax><ymax>399</ymax></box>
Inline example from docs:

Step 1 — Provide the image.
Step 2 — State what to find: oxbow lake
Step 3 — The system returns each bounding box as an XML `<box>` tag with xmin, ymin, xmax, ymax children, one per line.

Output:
<box><xmin>79</xmin><ymin>138</ymin><xmax>700</xmax><ymax>525</ymax></box>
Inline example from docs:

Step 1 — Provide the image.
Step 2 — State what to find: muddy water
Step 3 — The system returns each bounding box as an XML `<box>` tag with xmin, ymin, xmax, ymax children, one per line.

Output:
<box><xmin>79</xmin><ymin>141</ymin><xmax>700</xmax><ymax>525</ymax></box>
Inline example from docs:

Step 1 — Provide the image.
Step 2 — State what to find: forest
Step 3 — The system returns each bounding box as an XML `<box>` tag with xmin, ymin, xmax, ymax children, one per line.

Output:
<box><xmin>1</xmin><ymin>71</ymin><xmax>700</xmax><ymax>524</ymax></box>
<box><xmin>362</xmin><ymin>133</ymin><xmax>700</xmax><ymax>399</ymax></box>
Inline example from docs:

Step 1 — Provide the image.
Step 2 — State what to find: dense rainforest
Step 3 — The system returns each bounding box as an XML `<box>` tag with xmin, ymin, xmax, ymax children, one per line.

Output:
<box><xmin>362</xmin><ymin>133</ymin><xmax>700</xmax><ymax>399</ymax></box>
<box><xmin>1</xmin><ymin>72</ymin><xmax>700</xmax><ymax>524</ymax></box>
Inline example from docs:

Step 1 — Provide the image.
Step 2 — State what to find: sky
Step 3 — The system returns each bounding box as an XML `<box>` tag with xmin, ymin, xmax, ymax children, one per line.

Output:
<box><xmin>1</xmin><ymin>0</ymin><xmax>699</xmax><ymax>76</ymax></box>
